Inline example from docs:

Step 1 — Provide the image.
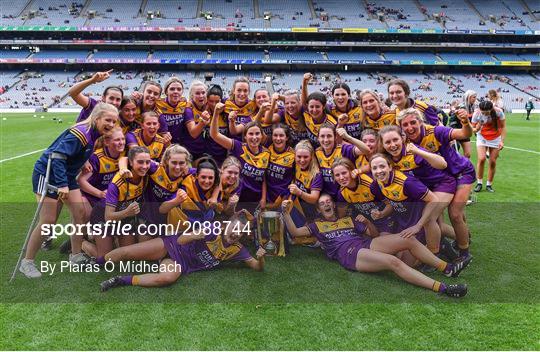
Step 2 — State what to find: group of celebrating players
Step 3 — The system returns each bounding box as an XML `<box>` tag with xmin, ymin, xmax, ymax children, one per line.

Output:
<box><xmin>18</xmin><ymin>69</ymin><xmax>509</xmax><ymax>298</ymax></box>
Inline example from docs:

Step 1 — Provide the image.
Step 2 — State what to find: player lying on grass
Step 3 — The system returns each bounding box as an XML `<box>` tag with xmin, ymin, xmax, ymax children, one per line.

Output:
<box><xmin>99</xmin><ymin>212</ymin><xmax>265</xmax><ymax>291</ymax></box>
<box><xmin>281</xmin><ymin>194</ymin><xmax>470</xmax><ymax>297</ymax></box>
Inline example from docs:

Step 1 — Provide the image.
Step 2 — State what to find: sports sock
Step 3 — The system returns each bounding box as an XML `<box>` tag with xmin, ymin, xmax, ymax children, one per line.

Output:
<box><xmin>476</xmin><ymin>179</ymin><xmax>482</xmax><ymax>184</ymax></box>
<box><xmin>96</xmin><ymin>256</ymin><xmax>105</xmax><ymax>266</ymax></box>
<box><xmin>432</xmin><ymin>281</ymin><xmax>447</xmax><ymax>293</ymax></box>
<box><xmin>486</xmin><ymin>181</ymin><xmax>492</xmax><ymax>186</ymax></box>
<box><xmin>118</xmin><ymin>275</ymin><xmax>133</xmax><ymax>286</ymax></box>
<box><xmin>436</xmin><ymin>260</ymin><xmax>448</xmax><ymax>272</ymax></box>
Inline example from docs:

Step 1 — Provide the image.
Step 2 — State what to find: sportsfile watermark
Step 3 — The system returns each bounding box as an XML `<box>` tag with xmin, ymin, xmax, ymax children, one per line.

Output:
<box><xmin>40</xmin><ymin>220</ymin><xmax>249</xmax><ymax>239</ymax></box>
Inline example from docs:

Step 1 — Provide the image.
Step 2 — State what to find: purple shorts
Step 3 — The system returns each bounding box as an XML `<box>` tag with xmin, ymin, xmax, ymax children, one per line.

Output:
<box><xmin>162</xmin><ymin>235</ymin><xmax>186</xmax><ymax>271</ymax></box>
<box><xmin>82</xmin><ymin>191</ymin><xmax>101</xmax><ymax>208</ymax></box>
<box><xmin>456</xmin><ymin>164</ymin><xmax>476</xmax><ymax>187</ymax></box>
<box><xmin>337</xmin><ymin>237</ymin><xmax>373</xmax><ymax>271</ymax></box>
<box><xmin>430</xmin><ymin>175</ymin><xmax>457</xmax><ymax>194</ymax></box>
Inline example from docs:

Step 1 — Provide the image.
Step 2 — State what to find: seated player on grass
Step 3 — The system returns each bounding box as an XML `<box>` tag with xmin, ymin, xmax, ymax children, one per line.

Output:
<box><xmin>281</xmin><ymin>194</ymin><xmax>470</xmax><ymax>298</ymax></box>
<box><xmin>100</xmin><ymin>212</ymin><xmax>266</xmax><ymax>291</ymax></box>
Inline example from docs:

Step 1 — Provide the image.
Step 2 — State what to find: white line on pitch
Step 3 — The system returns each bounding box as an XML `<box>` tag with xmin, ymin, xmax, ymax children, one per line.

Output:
<box><xmin>504</xmin><ymin>146</ymin><xmax>540</xmax><ymax>155</ymax></box>
<box><xmin>0</xmin><ymin>149</ymin><xmax>45</xmax><ymax>163</ymax></box>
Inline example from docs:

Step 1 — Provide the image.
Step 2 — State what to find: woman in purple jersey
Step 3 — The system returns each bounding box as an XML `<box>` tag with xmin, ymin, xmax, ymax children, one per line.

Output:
<box><xmin>183</xmin><ymin>80</ymin><xmax>212</xmax><ymax>160</ymax></box>
<box><xmin>225</xmin><ymin>77</ymin><xmax>257</xmax><ymax>140</ymax></box>
<box><xmin>143</xmin><ymin>144</ymin><xmax>193</xmax><ymax>226</ymax></box>
<box><xmin>99</xmin><ymin>214</ymin><xmax>266</xmax><ymax>291</ymax></box>
<box><xmin>266</xmin><ymin>124</ymin><xmax>295</xmax><ymax>208</ymax></box>
<box><xmin>278</xmin><ymin>90</ymin><xmax>307</xmax><ymax>145</ymax></box>
<box><xmin>103</xmin><ymin>147</ymin><xmax>151</xmax><ymax>252</ymax></box>
<box><xmin>78</xmin><ymin>127</ymin><xmax>126</xmax><ymax>223</ymax></box>
<box><xmin>398</xmin><ymin>108</ymin><xmax>474</xmax><ymax>260</ymax></box>
<box><xmin>378</xmin><ymin>125</ymin><xmax>456</xmax><ymax>256</ymax></box>
<box><xmin>387</xmin><ymin>79</ymin><xmax>440</xmax><ymax>126</ymax></box>
<box><xmin>212</xmin><ymin>156</ymin><xmax>242</xmax><ymax>217</ymax></box>
<box><xmin>20</xmin><ymin>103</ymin><xmax>118</xmax><ymax>278</ymax></box>
<box><xmin>69</xmin><ymin>69</ymin><xmax>123</xmax><ymax>123</ymax></box>
<box><xmin>315</xmin><ymin>123</ymin><xmax>370</xmax><ymax>200</ymax></box>
<box><xmin>211</xmin><ymin>102</ymin><xmax>269</xmax><ymax>209</ymax></box>
<box><xmin>205</xmin><ymin>85</ymin><xmax>229</xmax><ymax>165</ymax></box>
<box><xmin>118</xmin><ymin>98</ymin><xmax>139</xmax><ymax>134</ymax></box>
<box><xmin>253</xmin><ymin>89</ymin><xmax>282</xmax><ymax>137</ymax></box>
<box><xmin>281</xmin><ymin>194</ymin><xmax>469</xmax><ymax>297</ymax></box>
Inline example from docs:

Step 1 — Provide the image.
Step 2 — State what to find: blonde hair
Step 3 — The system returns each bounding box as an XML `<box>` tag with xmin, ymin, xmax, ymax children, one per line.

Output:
<box><xmin>161</xmin><ymin>144</ymin><xmax>192</xmax><ymax>168</ymax></box>
<box><xmin>396</xmin><ymin>107</ymin><xmax>425</xmax><ymax>124</ymax></box>
<box><xmin>220</xmin><ymin>156</ymin><xmax>242</xmax><ymax>196</ymax></box>
<box><xmin>75</xmin><ymin>102</ymin><xmax>118</xmax><ymax>129</ymax></box>
<box><xmin>358</xmin><ymin>89</ymin><xmax>384</xmax><ymax>119</ymax></box>
<box><xmin>188</xmin><ymin>80</ymin><xmax>207</xmax><ymax>101</ymax></box>
<box><xmin>295</xmin><ymin>139</ymin><xmax>320</xmax><ymax>180</ymax></box>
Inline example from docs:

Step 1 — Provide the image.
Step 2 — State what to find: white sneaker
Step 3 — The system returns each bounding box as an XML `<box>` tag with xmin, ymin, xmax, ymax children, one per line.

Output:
<box><xmin>69</xmin><ymin>252</ymin><xmax>91</xmax><ymax>265</ymax></box>
<box><xmin>19</xmin><ymin>259</ymin><xmax>42</xmax><ymax>278</ymax></box>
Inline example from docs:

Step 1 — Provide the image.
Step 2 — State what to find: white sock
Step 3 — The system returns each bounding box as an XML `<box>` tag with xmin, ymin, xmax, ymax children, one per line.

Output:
<box><xmin>477</xmin><ymin>179</ymin><xmax>483</xmax><ymax>184</ymax></box>
<box><xmin>486</xmin><ymin>181</ymin><xmax>492</xmax><ymax>186</ymax></box>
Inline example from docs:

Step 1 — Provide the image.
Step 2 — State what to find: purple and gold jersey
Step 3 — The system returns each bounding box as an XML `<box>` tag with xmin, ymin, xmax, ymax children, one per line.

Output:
<box><xmin>315</xmin><ymin>144</ymin><xmax>356</xmax><ymax>199</ymax></box>
<box><xmin>230</xmin><ymin>139</ymin><xmax>270</xmax><ymax>202</ymax></box>
<box><xmin>307</xmin><ymin>216</ymin><xmax>370</xmax><ymax>263</ymax></box>
<box><xmin>279</xmin><ymin>107</ymin><xmax>308</xmax><ymax>144</ymax></box>
<box><xmin>370</xmin><ymin>170</ymin><xmax>427</xmax><ymax>232</ymax></box>
<box><xmin>83</xmin><ymin>147</ymin><xmax>125</xmax><ymax>205</ymax></box>
<box><xmin>182</xmin><ymin>102</ymin><xmax>207</xmax><ymax>155</ymax></box>
<box><xmin>118</xmin><ymin>117</ymin><xmax>139</xmax><ymax>135</ymax></box>
<box><xmin>168</xmin><ymin>174</ymin><xmax>216</xmax><ymax>227</ymax></box>
<box><xmin>329</xmin><ymin>100</ymin><xmax>364</xmax><ymax>139</ymax></box>
<box><xmin>362</xmin><ymin>110</ymin><xmax>397</xmax><ymax>131</ymax></box>
<box><xmin>224</xmin><ymin>99</ymin><xmax>257</xmax><ymax>140</ymax></box>
<box><xmin>163</xmin><ymin>233</ymin><xmax>252</xmax><ymax>275</ymax></box>
<box><xmin>355</xmin><ymin>154</ymin><xmax>369</xmax><ymax>171</ymax></box>
<box><xmin>143</xmin><ymin>162</ymin><xmax>186</xmax><ymax>224</ymax></box>
<box><xmin>416</xmin><ymin>124</ymin><xmax>473</xmax><ymax>176</ymax></box>
<box><xmin>75</xmin><ymin>97</ymin><xmax>98</xmax><ymax>123</ymax></box>
<box><xmin>396</xmin><ymin>99</ymin><xmax>439</xmax><ymax>126</ymax></box>
<box><xmin>105</xmin><ymin>172</ymin><xmax>147</xmax><ymax>211</ymax></box>
<box><xmin>205</xmin><ymin>110</ymin><xmax>230</xmax><ymax>165</ymax></box>
<box><xmin>392</xmin><ymin>144</ymin><xmax>455</xmax><ymax>192</ymax></box>
<box><xmin>126</xmin><ymin>129</ymin><xmax>168</xmax><ymax>161</ymax></box>
<box><xmin>155</xmin><ymin>98</ymin><xmax>188</xmax><ymax>143</ymax></box>
<box><xmin>266</xmin><ymin>145</ymin><xmax>295</xmax><ymax>203</ymax></box>
<box><xmin>303</xmin><ymin>112</ymin><xmax>337</xmax><ymax>147</ymax></box>
<box><xmin>336</xmin><ymin>173</ymin><xmax>393</xmax><ymax>232</ymax></box>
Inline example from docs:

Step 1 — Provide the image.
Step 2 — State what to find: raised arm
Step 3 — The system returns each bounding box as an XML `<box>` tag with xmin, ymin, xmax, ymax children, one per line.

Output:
<box><xmin>209</xmin><ymin>102</ymin><xmax>234</xmax><ymax>150</ymax></box>
<box><xmin>337</xmin><ymin>127</ymin><xmax>370</xmax><ymax>155</ymax></box>
<box><xmin>68</xmin><ymin>69</ymin><xmax>113</xmax><ymax>108</ymax></box>
<box><xmin>449</xmin><ymin>109</ymin><xmax>473</xmax><ymax>140</ymax></box>
<box><xmin>301</xmin><ymin>73</ymin><xmax>312</xmax><ymax>107</ymax></box>
<box><xmin>281</xmin><ymin>200</ymin><xmax>311</xmax><ymax>238</ymax></box>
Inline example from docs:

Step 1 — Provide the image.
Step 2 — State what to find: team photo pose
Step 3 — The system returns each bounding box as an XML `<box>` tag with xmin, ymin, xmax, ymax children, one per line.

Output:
<box><xmin>204</xmin><ymin>85</ymin><xmax>229</xmax><ymax>165</ymax></box>
<box><xmin>387</xmin><ymin>79</ymin><xmax>440</xmax><ymax>126</ymax></box>
<box><xmin>358</xmin><ymin>89</ymin><xmax>397</xmax><ymax>131</ymax></box>
<box><xmin>472</xmin><ymin>100</ymin><xmax>506</xmax><ymax>192</ymax></box>
<box><xmin>333</xmin><ymin>158</ymin><xmax>394</xmax><ymax>234</ymax></box>
<box><xmin>100</xmin><ymin>214</ymin><xmax>266</xmax><ymax>291</ymax></box>
<box><xmin>354</xmin><ymin>128</ymin><xmax>379</xmax><ymax>173</ymax></box>
<box><xmin>78</xmin><ymin>126</ymin><xmax>126</xmax><ymax>225</ymax></box>
<box><xmin>20</xmin><ymin>103</ymin><xmax>118</xmax><ymax>278</ymax></box>
<box><xmin>183</xmin><ymin>80</ymin><xmax>212</xmax><ymax>160</ymax></box>
<box><xmin>224</xmin><ymin>77</ymin><xmax>257</xmax><ymax>139</ymax></box>
<box><xmin>69</xmin><ymin>69</ymin><xmax>123</xmax><ymax>123</ymax></box>
<box><xmin>118</xmin><ymin>97</ymin><xmax>140</xmax><ymax>134</ymax></box>
<box><xmin>281</xmin><ymin>194</ymin><xmax>469</xmax><ymax>297</ymax></box>
<box><xmin>212</xmin><ymin>156</ymin><xmax>242</xmax><ymax>217</ymax></box>
<box><xmin>126</xmin><ymin>111</ymin><xmax>169</xmax><ymax>161</ymax></box>
<box><xmin>329</xmin><ymin>82</ymin><xmax>364</xmax><ymax>139</ymax></box>
<box><xmin>134</xmin><ymin>81</ymin><xmax>162</xmax><ymax>126</ymax></box>
<box><xmin>211</xmin><ymin>102</ymin><xmax>269</xmax><ymax>208</ymax></box>
<box><xmin>301</xmin><ymin>73</ymin><xmax>338</xmax><ymax>147</ymax></box>
<box><xmin>316</xmin><ymin>123</ymin><xmax>369</xmax><ymax>199</ymax></box>
<box><xmin>378</xmin><ymin>125</ymin><xmax>456</xmax><ymax>255</ymax></box>
<box><xmin>154</xmin><ymin>77</ymin><xmax>187</xmax><ymax>144</ymax></box>
<box><xmin>162</xmin><ymin>157</ymin><xmax>220</xmax><ymax>227</ymax></box>
<box><xmin>398</xmin><ymin>108</ymin><xmax>475</xmax><ymax>260</ymax></box>
<box><xmin>266</xmin><ymin>124</ymin><xmax>295</xmax><ymax>208</ymax></box>
<box><xmin>277</xmin><ymin>90</ymin><xmax>307</xmax><ymax>144</ymax></box>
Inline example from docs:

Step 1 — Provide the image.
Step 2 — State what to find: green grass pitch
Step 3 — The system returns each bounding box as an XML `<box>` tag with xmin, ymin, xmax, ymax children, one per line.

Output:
<box><xmin>0</xmin><ymin>112</ymin><xmax>539</xmax><ymax>350</ymax></box>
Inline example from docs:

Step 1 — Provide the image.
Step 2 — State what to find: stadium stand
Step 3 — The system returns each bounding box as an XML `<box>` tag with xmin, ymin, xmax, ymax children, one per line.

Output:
<box><xmin>152</xmin><ymin>50</ymin><xmax>208</xmax><ymax>60</ymax></box>
<box><xmin>33</xmin><ymin>50</ymin><xmax>89</xmax><ymax>59</ymax></box>
<box><xmin>382</xmin><ymin>51</ymin><xmax>439</xmax><ymax>61</ymax></box>
<box><xmin>24</xmin><ymin>0</ymin><xmax>86</xmax><ymax>26</ymax></box>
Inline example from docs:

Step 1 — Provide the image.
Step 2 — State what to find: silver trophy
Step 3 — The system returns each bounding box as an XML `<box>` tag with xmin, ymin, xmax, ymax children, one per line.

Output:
<box><xmin>260</xmin><ymin>211</ymin><xmax>280</xmax><ymax>253</ymax></box>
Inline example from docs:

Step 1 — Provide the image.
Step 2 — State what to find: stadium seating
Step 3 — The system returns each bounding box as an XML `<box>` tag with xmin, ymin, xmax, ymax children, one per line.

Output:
<box><xmin>24</xmin><ymin>0</ymin><xmax>86</xmax><ymax>26</ymax></box>
<box><xmin>91</xmin><ymin>50</ymin><xmax>149</xmax><ymax>60</ymax></box>
<box><xmin>33</xmin><ymin>50</ymin><xmax>89</xmax><ymax>59</ymax></box>
<box><xmin>438</xmin><ymin>52</ymin><xmax>495</xmax><ymax>61</ymax></box>
<box><xmin>326</xmin><ymin>51</ymin><xmax>382</xmax><ymax>61</ymax></box>
<box><xmin>0</xmin><ymin>49</ymin><xmax>31</xmax><ymax>59</ymax></box>
<box><xmin>152</xmin><ymin>50</ymin><xmax>208</xmax><ymax>60</ymax></box>
<box><xmin>382</xmin><ymin>51</ymin><xmax>439</xmax><ymax>61</ymax></box>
